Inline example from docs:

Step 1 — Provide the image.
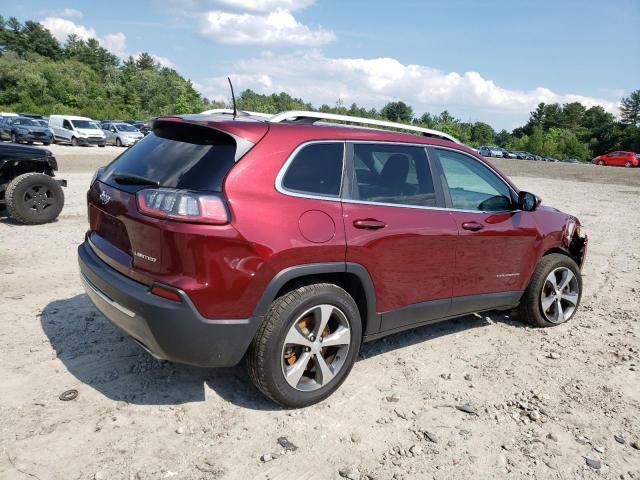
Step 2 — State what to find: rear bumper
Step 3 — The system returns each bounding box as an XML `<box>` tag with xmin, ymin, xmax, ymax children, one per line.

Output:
<box><xmin>78</xmin><ymin>241</ymin><xmax>261</xmax><ymax>367</ymax></box>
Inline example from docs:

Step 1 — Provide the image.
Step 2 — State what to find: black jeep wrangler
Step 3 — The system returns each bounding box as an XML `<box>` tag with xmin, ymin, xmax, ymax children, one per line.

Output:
<box><xmin>0</xmin><ymin>143</ymin><xmax>66</xmax><ymax>224</ymax></box>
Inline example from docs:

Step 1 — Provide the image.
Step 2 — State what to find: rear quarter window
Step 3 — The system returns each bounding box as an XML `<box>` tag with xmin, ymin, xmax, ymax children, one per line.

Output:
<box><xmin>101</xmin><ymin>122</ymin><xmax>237</xmax><ymax>193</ymax></box>
<box><xmin>280</xmin><ymin>142</ymin><xmax>344</xmax><ymax>197</ymax></box>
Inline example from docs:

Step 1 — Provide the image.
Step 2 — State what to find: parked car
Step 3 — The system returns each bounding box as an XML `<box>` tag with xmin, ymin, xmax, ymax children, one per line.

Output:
<box><xmin>133</xmin><ymin>122</ymin><xmax>151</xmax><ymax>136</ymax></box>
<box><xmin>78</xmin><ymin>110</ymin><xmax>588</xmax><ymax>407</ymax></box>
<box><xmin>49</xmin><ymin>115</ymin><xmax>106</xmax><ymax>147</ymax></box>
<box><xmin>100</xmin><ymin>122</ymin><xmax>145</xmax><ymax>147</ymax></box>
<box><xmin>478</xmin><ymin>146</ymin><xmax>504</xmax><ymax>157</ymax></box>
<box><xmin>0</xmin><ymin>143</ymin><xmax>66</xmax><ymax>224</ymax></box>
<box><xmin>0</xmin><ymin>116</ymin><xmax>53</xmax><ymax>145</ymax></box>
<box><xmin>561</xmin><ymin>158</ymin><xmax>580</xmax><ymax>164</ymax></box>
<box><xmin>592</xmin><ymin>151</ymin><xmax>639</xmax><ymax>167</ymax></box>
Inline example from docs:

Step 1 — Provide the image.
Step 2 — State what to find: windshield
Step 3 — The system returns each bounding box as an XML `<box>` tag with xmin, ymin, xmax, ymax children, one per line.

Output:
<box><xmin>14</xmin><ymin>118</ymin><xmax>39</xmax><ymax>127</ymax></box>
<box><xmin>115</xmin><ymin>123</ymin><xmax>138</xmax><ymax>132</ymax></box>
<box><xmin>71</xmin><ymin>120</ymin><xmax>100</xmax><ymax>130</ymax></box>
<box><xmin>36</xmin><ymin>120</ymin><xmax>48</xmax><ymax>127</ymax></box>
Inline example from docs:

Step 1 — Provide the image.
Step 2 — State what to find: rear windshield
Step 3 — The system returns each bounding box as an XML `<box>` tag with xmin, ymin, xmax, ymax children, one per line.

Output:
<box><xmin>101</xmin><ymin>122</ymin><xmax>236</xmax><ymax>193</ymax></box>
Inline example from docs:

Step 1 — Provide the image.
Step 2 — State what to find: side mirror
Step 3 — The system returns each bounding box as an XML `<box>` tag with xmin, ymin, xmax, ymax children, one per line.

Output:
<box><xmin>519</xmin><ymin>191</ymin><xmax>541</xmax><ymax>211</ymax></box>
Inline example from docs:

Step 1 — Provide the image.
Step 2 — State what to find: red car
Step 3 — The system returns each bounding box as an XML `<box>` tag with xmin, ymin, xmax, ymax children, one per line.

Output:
<box><xmin>592</xmin><ymin>150</ymin><xmax>639</xmax><ymax>167</ymax></box>
<box><xmin>78</xmin><ymin>110</ymin><xmax>588</xmax><ymax>407</ymax></box>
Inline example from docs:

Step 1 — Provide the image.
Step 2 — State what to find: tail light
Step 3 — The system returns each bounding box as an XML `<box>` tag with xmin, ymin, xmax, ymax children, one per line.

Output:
<box><xmin>136</xmin><ymin>188</ymin><xmax>229</xmax><ymax>225</ymax></box>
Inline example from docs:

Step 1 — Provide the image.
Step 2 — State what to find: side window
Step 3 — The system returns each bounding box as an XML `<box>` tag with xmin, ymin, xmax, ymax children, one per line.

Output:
<box><xmin>351</xmin><ymin>143</ymin><xmax>436</xmax><ymax>207</ymax></box>
<box><xmin>281</xmin><ymin>142</ymin><xmax>344</xmax><ymax>197</ymax></box>
<box><xmin>63</xmin><ymin>120</ymin><xmax>72</xmax><ymax>130</ymax></box>
<box><xmin>437</xmin><ymin>148</ymin><xmax>513</xmax><ymax>212</ymax></box>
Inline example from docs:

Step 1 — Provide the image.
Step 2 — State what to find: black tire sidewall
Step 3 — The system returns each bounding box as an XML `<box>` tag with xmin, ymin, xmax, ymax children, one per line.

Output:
<box><xmin>260</xmin><ymin>285</ymin><xmax>362</xmax><ymax>407</ymax></box>
<box><xmin>522</xmin><ymin>254</ymin><xmax>582</xmax><ymax>327</ymax></box>
<box><xmin>6</xmin><ymin>173</ymin><xmax>64</xmax><ymax>225</ymax></box>
<box><xmin>116</xmin><ymin>138</ymin><xmax>122</xmax><ymax>147</ymax></box>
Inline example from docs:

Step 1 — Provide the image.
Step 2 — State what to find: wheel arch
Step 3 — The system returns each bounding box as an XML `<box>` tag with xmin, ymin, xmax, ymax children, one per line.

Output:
<box><xmin>252</xmin><ymin>263</ymin><xmax>379</xmax><ymax>337</ymax></box>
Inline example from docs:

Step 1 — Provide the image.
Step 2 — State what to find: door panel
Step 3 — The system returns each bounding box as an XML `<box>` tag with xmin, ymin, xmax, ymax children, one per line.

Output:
<box><xmin>343</xmin><ymin>143</ymin><xmax>457</xmax><ymax>332</ymax></box>
<box><xmin>434</xmin><ymin>147</ymin><xmax>538</xmax><ymax>308</ymax></box>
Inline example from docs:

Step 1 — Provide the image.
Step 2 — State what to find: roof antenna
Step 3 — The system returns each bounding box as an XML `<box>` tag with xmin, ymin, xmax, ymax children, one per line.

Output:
<box><xmin>228</xmin><ymin>77</ymin><xmax>237</xmax><ymax>118</ymax></box>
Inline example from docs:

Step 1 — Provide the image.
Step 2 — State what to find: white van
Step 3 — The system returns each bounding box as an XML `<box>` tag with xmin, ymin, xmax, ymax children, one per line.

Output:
<box><xmin>49</xmin><ymin>115</ymin><xmax>106</xmax><ymax>147</ymax></box>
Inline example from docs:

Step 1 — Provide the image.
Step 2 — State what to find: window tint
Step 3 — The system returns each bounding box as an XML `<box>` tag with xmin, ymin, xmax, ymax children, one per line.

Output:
<box><xmin>437</xmin><ymin>148</ymin><xmax>513</xmax><ymax>212</ymax></box>
<box><xmin>101</xmin><ymin>122</ymin><xmax>237</xmax><ymax>193</ymax></box>
<box><xmin>351</xmin><ymin>144</ymin><xmax>436</xmax><ymax>207</ymax></box>
<box><xmin>63</xmin><ymin>120</ymin><xmax>72</xmax><ymax>129</ymax></box>
<box><xmin>281</xmin><ymin>143</ymin><xmax>344</xmax><ymax>196</ymax></box>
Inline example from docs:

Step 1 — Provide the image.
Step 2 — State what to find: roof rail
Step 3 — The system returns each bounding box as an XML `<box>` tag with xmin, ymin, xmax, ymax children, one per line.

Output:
<box><xmin>268</xmin><ymin>110</ymin><xmax>459</xmax><ymax>143</ymax></box>
<box><xmin>200</xmin><ymin>108</ymin><xmax>272</xmax><ymax>119</ymax></box>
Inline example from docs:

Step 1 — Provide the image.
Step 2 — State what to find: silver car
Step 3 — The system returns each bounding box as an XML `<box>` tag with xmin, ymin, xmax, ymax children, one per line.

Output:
<box><xmin>101</xmin><ymin>122</ymin><xmax>144</xmax><ymax>147</ymax></box>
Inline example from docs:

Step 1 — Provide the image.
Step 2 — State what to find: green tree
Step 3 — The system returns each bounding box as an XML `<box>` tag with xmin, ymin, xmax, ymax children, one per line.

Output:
<box><xmin>620</xmin><ymin>90</ymin><xmax>640</xmax><ymax>126</ymax></box>
<box><xmin>381</xmin><ymin>101</ymin><xmax>413</xmax><ymax>123</ymax></box>
<box><xmin>470</xmin><ymin>121</ymin><xmax>496</xmax><ymax>146</ymax></box>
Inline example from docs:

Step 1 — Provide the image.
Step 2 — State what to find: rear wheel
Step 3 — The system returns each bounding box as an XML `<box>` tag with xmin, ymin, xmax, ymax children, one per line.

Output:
<box><xmin>5</xmin><ymin>173</ymin><xmax>64</xmax><ymax>225</ymax></box>
<box><xmin>520</xmin><ymin>254</ymin><xmax>582</xmax><ymax>327</ymax></box>
<box><xmin>247</xmin><ymin>283</ymin><xmax>362</xmax><ymax>407</ymax></box>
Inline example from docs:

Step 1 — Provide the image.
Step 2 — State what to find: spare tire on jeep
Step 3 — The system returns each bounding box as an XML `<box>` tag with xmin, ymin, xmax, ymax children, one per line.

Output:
<box><xmin>6</xmin><ymin>172</ymin><xmax>65</xmax><ymax>224</ymax></box>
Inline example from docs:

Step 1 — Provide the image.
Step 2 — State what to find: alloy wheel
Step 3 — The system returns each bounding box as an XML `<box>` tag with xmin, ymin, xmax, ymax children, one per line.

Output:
<box><xmin>540</xmin><ymin>267</ymin><xmax>579</xmax><ymax>323</ymax></box>
<box><xmin>281</xmin><ymin>304</ymin><xmax>351</xmax><ymax>392</ymax></box>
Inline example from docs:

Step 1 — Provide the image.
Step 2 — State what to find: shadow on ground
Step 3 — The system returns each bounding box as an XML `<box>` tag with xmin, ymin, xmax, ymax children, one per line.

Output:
<box><xmin>41</xmin><ymin>294</ymin><xmax>524</xmax><ymax>411</ymax></box>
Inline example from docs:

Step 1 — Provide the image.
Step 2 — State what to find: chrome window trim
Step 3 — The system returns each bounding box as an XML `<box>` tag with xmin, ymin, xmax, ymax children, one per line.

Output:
<box><xmin>275</xmin><ymin>140</ymin><xmax>346</xmax><ymax>202</ymax></box>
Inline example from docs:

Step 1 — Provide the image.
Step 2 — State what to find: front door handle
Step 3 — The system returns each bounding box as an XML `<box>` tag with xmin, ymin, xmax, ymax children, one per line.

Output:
<box><xmin>353</xmin><ymin>219</ymin><xmax>386</xmax><ymax>230</ymax></box>
<box><xmin>462</xmin><ymin>221</ymin><xmax>484</xmax><ymax>231</ymax></box>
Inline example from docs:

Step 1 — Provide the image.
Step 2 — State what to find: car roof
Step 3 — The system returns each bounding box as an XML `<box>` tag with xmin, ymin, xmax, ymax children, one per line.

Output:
<box><xmin>50</xmin><ymin>115</ymin><xmax>94</xmax><ymax>121</ymax></box>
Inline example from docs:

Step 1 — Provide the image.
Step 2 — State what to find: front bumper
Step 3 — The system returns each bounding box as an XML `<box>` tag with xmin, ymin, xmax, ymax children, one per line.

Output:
<box><xmin>18</xmin><ymin>133</ymin><xmax>52</xmax><ymax>143</ymax></box>
<box><xmin>78</xmin><ymin>241</ymin><xmax>260</xmax><ymax>367</ymax></box>
<box><xmin>77</xmin><ymin>137</ymin><xmax>106</xmax><ymax>146</ymax></box>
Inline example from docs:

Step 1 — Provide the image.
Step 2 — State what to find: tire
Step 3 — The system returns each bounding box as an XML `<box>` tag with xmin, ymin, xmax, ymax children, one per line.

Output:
<box><xmin>10</xmin><ymin>133</ymin><xmax>17</xmax><ymax>143</ymax></box>
<box><xmin>247</xmin><ymin>283</ymin><xmax>362</xmax><ymax>408</ymax></box>
<box><xmin>5</xmin><ymin>173</ymin><xmax>64</xmax><ymax>225</ymax></box>
<box><xmin>98</xmin><ymin>144</ymin><xmax>105</xmax><ymax>148</ymax></box>
<box><xmin>625</xmin><ymin>161</ymin><xmax>632</xmax><ymax>168</ymax></box>
<box><xmin>116</xmin><ymin>138</ymin><xmax>122</xmax><ymax>147</ymax></box>
<box><xmin>43</xmin><ymin>142</ymin><xmax>51</xmax><ymax>146</ymax></box>
<box><xmin>598</xmin><ymin>160</ymin><xmax>605</xmax><ymax>166</ymax></box>
<box><xmin>519</xmin><ymin>253</ymin><xmax>582</xmax><ymax>328</ymax></box>
<box><xmin>71</xmin><ymin>137</ymin><xmax>78</xmax><ymax>147</ymax></box>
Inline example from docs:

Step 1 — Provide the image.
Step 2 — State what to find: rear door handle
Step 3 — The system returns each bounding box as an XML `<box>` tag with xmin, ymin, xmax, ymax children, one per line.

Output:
<box><xmin>353</xmin><ymin>219</ymin><xmax>386</xmax><ymax>230</ymax></box>
<box><xmin>462</xmin><ymin>221</ymin><xmax>484</xmax><ymax>231</ymax></box>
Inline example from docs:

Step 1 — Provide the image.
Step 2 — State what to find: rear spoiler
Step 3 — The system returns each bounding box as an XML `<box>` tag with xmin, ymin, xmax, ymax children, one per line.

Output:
<box><xmin>150</xmin><ymin>116</ymin><xmax>268</xmax><ymax>162</ymax></box>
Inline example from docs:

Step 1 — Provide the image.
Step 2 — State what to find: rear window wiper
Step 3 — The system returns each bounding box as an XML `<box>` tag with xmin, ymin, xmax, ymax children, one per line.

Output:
<box><xmin>111</xmin><ymin>172</ymin><xmax>159</xmax><ymax>186</ymax></box>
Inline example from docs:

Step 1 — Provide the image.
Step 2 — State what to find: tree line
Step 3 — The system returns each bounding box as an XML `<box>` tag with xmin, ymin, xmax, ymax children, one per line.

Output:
<box><xmin>1</xmin><ymin>16</ymin><xmax>638</xmax><ymax>160</ymax></box>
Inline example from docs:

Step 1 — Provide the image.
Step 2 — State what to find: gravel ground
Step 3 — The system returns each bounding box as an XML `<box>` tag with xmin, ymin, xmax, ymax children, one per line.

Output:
<box><xmin>0</xmin><ymin>145</ymin><xmax>639</xmax><ymax>480</ymax></box>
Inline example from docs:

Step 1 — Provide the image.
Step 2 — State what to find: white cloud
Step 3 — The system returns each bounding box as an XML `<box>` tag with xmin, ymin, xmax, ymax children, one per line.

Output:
<box><xmin>200</xmin><ymin>8</ymin><xmax>334</xmax><ymax>45</ymax></box>
<box><xmin>210</xmin><ymin>0</ymin><xmax>314</xmax><ymax>12</ymax></box>
<box><xmin>38</xmin><ymin>7</ymin><xmax>83</xmax><ymax>19</ymax></box>
<box><xmin>40</xmin><ymin>17</ymin><xmax>96</xmax><ymax>43</ymax></box>
<box><xmin>40</xmin><ymin>17</ymin><xmax>177</xmax><ymax>69</ymax></box>
<box><xmin>200</xmin><ymin>50</ymin><xmax>619</xmax><ymax>128</ymax></box>
<box><xmin>102</xmin><ymin>32</ymin><xmax>128</xmax><ymax>58</ymax></box>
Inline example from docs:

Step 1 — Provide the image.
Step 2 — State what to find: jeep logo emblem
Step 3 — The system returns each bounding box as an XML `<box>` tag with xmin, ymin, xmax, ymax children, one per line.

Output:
<box><xmin>99</xmin><ymin>191</ymin><xmax>111</xmax><ymax>205</ymax></box>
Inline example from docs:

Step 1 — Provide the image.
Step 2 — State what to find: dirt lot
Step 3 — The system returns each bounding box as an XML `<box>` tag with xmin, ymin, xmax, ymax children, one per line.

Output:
<box><xmin>1</xmin><ymin>144</ymin><xmax>639</xmax><ymax>480</ymax></box>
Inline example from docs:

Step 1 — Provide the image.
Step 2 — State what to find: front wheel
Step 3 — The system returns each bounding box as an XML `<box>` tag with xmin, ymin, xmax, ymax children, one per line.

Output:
<box><xmin>598</xmin><ymin>160</ymin><xmax>605</xmax><ymax>166</ymax></box>
<box><xmin>625</xmin><ymin>161</ymin><xmax>632</xmax><ymax>168</ymax></box>
<box><xmin>10</xmin><ymin>133</ymin><xmax>17</xmax><ymax>143</ymax></box>
<box><xmin>116</xmin><ymin>138</ymin><xmax>122</xmax><ymax>147</ymax></box>
<box><xmin>247</xmin><ymin>283</ymin><xmax>362</xmax><ymax>407</ymax></box>
<box><xmin>70</xmin><ymin>137</ymin><xmax>78</xmax><ymax>147</ymax></box>
<box><xmin>520</xmin><ymin>254</ymin><xmax>582</xmax><ymax>327</ymax></box>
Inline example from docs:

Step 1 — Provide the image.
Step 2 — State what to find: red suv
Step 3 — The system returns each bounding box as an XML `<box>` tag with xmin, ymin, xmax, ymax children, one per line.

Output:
<box><xmin>592</xmin><ymin>150</ymin><xmax>639</xmax><ymax>167</ymax></box>
<box><xmin>78</xmin><ymin>110</ymin><xmax>588</xmax><ymax>407</ymax></box>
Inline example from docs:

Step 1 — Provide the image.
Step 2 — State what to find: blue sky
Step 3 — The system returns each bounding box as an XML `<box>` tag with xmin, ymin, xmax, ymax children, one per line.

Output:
<box><xmin>4</xmin><ymin>0</ymin><xmax>639</xmax><ymax>129</ymax></box>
